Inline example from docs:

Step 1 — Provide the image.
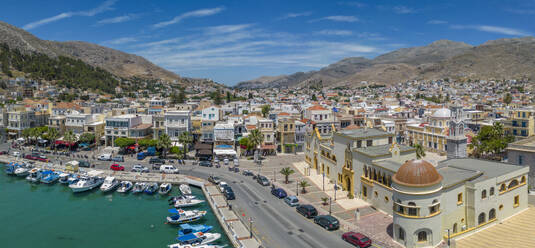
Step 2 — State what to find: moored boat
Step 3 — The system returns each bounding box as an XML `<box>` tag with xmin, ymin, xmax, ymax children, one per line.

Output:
<box><xmin>144</xmin><ymin>182</ymin><xmax>159</xmax><ymax>195</ymax></box>
<box><xmin>175</xmin><ymin>232</ymin><xmax>221</xmax><ymax>246</ymax></box>
<box><xmin>132</xmin><ymin>182</ymin><xmax>147</xmax><ymax>193</ymax></box>
<box><xmin>4</xmin><ymin>162</ymin><xmax>19</xmax><ymax>175</ymax></box>
<box><xmin>40</xmin><ymin>170</ymin><xmax>60</xmax><ymax>184</ymax></box>
<box><xmin>159</xmin><ymin>183</ymin><xmax>172</xmax><ymax>195</ymax></box>
<box><xmin>26</xmin><ymin>168</ymin><xmax>42</xmax><ymax>183</ymax></box>
<box><xmin>172</xmin><ymin>196</ymin><xmax>205</xmax><ymax>208</ymax></box>
<box><xmin>58</xmin><ymin>173</ymin><xmax>71</xmax><ymax>184</ymax></box>
<box><xmin>177</xmin><ymin>224</ymin><xmax>213</xmax><ymax>237</ymax></box>
<box><xmin>168</xmin><ymin>244</ymin><xmax>225</xmax><ymax>248</ymax></box>
<box><xmin>166</xmin><ymin>209</ymin><xmax>207</xmax><ymax>224</ymax></box>
<box><xmin>14</xmin><ymin>163</ymin><xmax>31</xmax><ymax>177</ymax></box>
<box><xmin>69</xmin><ymin>171</ymin><xmax>104</xmax><ymax>193</ymax></box>
<box><xmin>117</xmin><ymin>181</ymin><xmax>133</xmax><ymax>193</ymax></box>
<box><xmin>100</xmin><ymin>176</ymin><xmax>120</xmax><ymax>192</ymax></box>
<box><xmin>179</xmin><ymin>184</ymin><xmax>192</xmax><ymax>195</ymax></box>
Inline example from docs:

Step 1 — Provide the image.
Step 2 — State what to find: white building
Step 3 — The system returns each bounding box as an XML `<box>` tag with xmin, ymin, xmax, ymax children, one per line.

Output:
<box><xmin>164</xmin><ymin>110</ymin><xmax>191</xmax><ymax>141</ymax></box>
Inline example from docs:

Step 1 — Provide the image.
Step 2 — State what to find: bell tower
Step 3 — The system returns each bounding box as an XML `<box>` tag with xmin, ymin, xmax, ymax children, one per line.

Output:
<box><xmin>447</xmin><ymin>103</ymin><xmax>467</xmax><ymax>159</ymax></box>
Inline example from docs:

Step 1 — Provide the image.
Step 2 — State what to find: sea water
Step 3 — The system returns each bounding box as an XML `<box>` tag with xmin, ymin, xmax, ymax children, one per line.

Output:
<box><xmin>0</xmin><ymin>166</ymin><xmax>230</xmax><ymax>248</ymax></box>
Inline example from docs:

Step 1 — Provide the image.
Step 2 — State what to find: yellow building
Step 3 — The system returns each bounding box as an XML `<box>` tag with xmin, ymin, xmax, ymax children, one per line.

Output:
<box><xmin>503</xmin><ymin>109</ymin><xmax>535</xmax><ymax>139</ymax></box>
<box><xmin>406</xmin><ymin>108</ymin><xmax>451</xmax><ymax>155</ymax></box>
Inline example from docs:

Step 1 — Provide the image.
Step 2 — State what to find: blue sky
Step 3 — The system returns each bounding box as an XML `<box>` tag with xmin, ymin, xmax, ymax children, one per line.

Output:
<box><xmin>2</xmin><ymin>0</ymin><xmax>534</xmax><ymax>85</ymax></box>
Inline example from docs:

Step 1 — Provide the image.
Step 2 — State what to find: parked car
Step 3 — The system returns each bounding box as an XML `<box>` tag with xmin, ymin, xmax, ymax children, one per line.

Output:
<box><xmin>218</xmin><ymin>182</ymin><xmax>228</xmax><ymax>193</ymax></box>
<box><xmin>12</xmin><ymin>151</ymin><xmax>20</xmax><ymax>157</ymax></box>
<box><xmin>110</xmin><ymin>164</ymin><xmax>125</xmax><ymax>171</ymax></box>
<box><xmin>271</xmin><ymin>188</ymin><xmax>287</xmax><ymax>198</ymax></box>
<box><xmin>159</xmin><ymin>164</ymin><xmax>179</xmax><ymax>174</ymax></box>
<box><xmin>214</xmin><ymin>158</ymin><xmax>219</xmax><ymax>164</ymax></box>
<box><xmin>208</xmin><ymin>176</ymin><xmax>222</xmax><ymax>184</ymax></box>
<box><xmin>199</xmin><ymin>160</ymin><xmax>212</xmax><ymax>167</ymax></box>
<box><xmin>78</xmin><ymin>160</ymin><xmax>91</xmax><ymax>168</ymax></box>
<box><xmin>224</xmin><ymin>188</ymin><xmax>235</xmax><ymax>200</ymax></box>
<box><xmin>131</xmin><ymin>164</ymin><xmax>149</xmax><ymax>173</ymax></box>
<box><xmin>137</xmin><ymin>152</ymin><xmax>147</xmax><ymax>160</ymax></box>
<box><xmin>296</xmin><ymin>204</ymin><xmax>318</xmax><ymax>218</ymax></box>
<box><xmin>314</xmin><ymin>215</ymin><xmax>340</xmax><ymax>230</ymax></box>
<box><xmin>242</xmin><ymin>170</ymin><xmax>254</xmax><ymax>176</ymax></box>
<box><xmin>256</xmin><ymin>175</ymin><xmax>270</xmax><ymax>186</ymax></box>
<box><xmin>37</xmin><ymin>155</ymin><xmax>49</xmax><ymax>162</ymax></box>
<box><xmin>112</xmin><ymin>156</ymin><xmax>124</xmax><ymax>162</ymax></box>
<box><xmin>284</xmin><ymin>196</ymin><xmax>299</xmax><ymax>207</ymax></box>
<box><xmin>98</xmin><ymin>153</ymin><xmax>112</xmax><ymax>161</ymax></box>
<box><xmin>223</xmin><ymin>158</ymin><xmax>229</xmax><ymax>165</ymax></box>
<box><xmin>233</xmin><ymin>158</ymin><xmax>239</xmax><ymax>166</ymax></box>
<box><xmin>150</xmin><ymin>157</ymin><xmax>164</xmax><ymax>164</ymax></box>
<box><xmin>342</xmin><ymin>232</ymin><xmax>372</xmax><ymax>248</ymax></box>
<box><xmin>0</xmin><ymin>151</ymin><xmax>7</xmax><ymax>155</ymax></box>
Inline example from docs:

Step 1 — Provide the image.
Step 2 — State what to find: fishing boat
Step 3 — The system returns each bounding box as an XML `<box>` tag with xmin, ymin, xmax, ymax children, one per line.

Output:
<box><xmin>117</xmin><ymin>181</ymin><xmax>133</xmax><ymax>193</ymax></box>
<box><xmin>14</xmin><ymin>163</ymin><xmax>31</xmax><ymax>177</ymax></box>
<box><xmin>67</xmin><ymin>174</ymin><xmax>80</xmax><ymax>185</ymax></box>
<box><xmin>177</xmin><ymin>224</ymin><xmax>213</xmax><ymax>237</ymax></box>
<box><xmin>171</xmin><ymin>196</ymin><xmax>205</xmax><ymax>208</ymax></box>
<box><xmin>69</xmin><ymin>171</ymin><xmax>104</xmax><ymax>193</ymax></box>
<box><xmin>58</xmin><ymin>173</ymin><xmax>71</xmax><ymax>184</ymax></box>
<box><xmin>144</xmin><ymin>182</ymin><xmax>159</xmax><ymax>195</ymax></box>
<box><xmin>159</xmin><ymin>183</ymin><xmax>173</xmax><ymax>195</ymax></box>
<box><xmin>179</xmin><ymin>184</ymin><xmax>192</xmax><ymax>195</ymax></box>
<box><xmin>40</xmin><ymin>170</ymin><xmax>60</xmax><ymax>184</ymax></box>
<box><xmin>168</xmin><ymin>244</ymin><xmax>225</xmax><ymax>248</ymax></box>
<box><xmin>4</xmin><ymin>162</ymin><xmax>19</xmax><ymax>175</ymax></box>
<box><xmin>26</xmin><ymin>168</ymin><xmax>42</xmax><ymax>183</ymax></box>
<box><xmin>132</xmin><ymin>182</ymin><xmax>147</xmax><ymax>193</ymax></box>
<box><xmin>175</xmin><ymin>232</ymin><xmax>221</xmax><ymax>246</ymax></box>
<box><xmin>166</xmin><ymin>209</ymin><xmax>207</xmax><ymax>224</ymax></box>
<box><xmin>100</xmin><ymin>176</ymin><xmax>120</xmax><ymax>192</ymax></box>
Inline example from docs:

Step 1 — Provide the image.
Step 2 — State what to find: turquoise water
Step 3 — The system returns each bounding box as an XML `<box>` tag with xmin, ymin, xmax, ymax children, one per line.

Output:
<box><xmin>0</xmin><ymin>166</ymin><xmax>230</xmax><ymax>248</ymax></box>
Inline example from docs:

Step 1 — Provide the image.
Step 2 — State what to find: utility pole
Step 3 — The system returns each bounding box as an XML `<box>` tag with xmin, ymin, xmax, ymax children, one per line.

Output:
<box><xmin>322</xmin><ymin>172</ymin><xmax>325</xmax><ymax>191</ymax></box>
<box><xmin>329</xmin><ymin>197</ymin><xmax>332</xmax><ymax>215</ymax></box>
<box><xmin>249</xmin><ymin>217</ymin><xmax>253</xmax><ymax>238</ymax></box>
<box><xmin>296</xmin><ymin>181</ymin><xmax>299</xmax><ymax>196</ymax></box>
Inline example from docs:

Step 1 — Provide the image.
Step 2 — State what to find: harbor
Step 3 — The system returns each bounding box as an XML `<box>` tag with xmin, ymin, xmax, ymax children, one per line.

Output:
<box><xmin>0</xmin><ymin>156</ymin><xmax>261</xmax><ymax>248</ymax></box>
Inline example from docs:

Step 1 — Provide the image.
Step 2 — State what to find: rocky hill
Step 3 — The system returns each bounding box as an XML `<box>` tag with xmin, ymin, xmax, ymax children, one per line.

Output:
<box><xmin>236</xmin><ymin>37</ymin><xmax>535</xmax><ymax>89</ymax></box>
<box><xmin>0</xmin><ymin>21</ymin><xmax>180</xmax><ymax>82</ymax></box>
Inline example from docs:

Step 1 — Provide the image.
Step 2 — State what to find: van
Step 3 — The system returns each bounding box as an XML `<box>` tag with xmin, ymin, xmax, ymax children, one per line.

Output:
<box><xmin>159</xmin><ymin>164</ymin><xmax>179</xmax><ymax>174</ymax></box>
<box><xmin>65</xmin><ymin>160</ymin><xmax>79</xmax><ymax>172</ymax></box>
<box><xmin>98</xmin><ymin>153</ymin><xmax>112</xmax><ymax>161</ymax></box>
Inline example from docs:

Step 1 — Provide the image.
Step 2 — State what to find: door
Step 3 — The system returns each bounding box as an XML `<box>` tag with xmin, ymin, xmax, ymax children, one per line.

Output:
<box><xmin>362</xmin><ymin>186</ymin><xmax>367</xmax><ymax>199</ymax></box>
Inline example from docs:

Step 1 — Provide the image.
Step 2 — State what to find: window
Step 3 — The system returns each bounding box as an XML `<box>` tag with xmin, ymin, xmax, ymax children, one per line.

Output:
<box><xmin>374</xmin><ymin>191</ymin><xmax>378</xmax><ymax>198</ymax></box>
<box><xmin>500</xmin><ymin>184</ymin><xmax>506</xmax><ymax>192</ymax></box>
<box><xmin>457</xmin><ymin>193</ymin><xmax>463</xmax><ymax>204</ymax></box>
<box><xmin>521</xmin><ymin>176</ymin><xmax>526</xmax><ymax>184</ymax></box>
<box><xmin>357</xmin><ymin>140</ymin><xmax>362</xmax><ymax>148</ymax></box>
<box><xmin>453</xmin><ymin>223</ymin><xmax>458</xmax><ymax>233</ymax></box>
<box><xmin>417</xmin><ymin>231</ymin><xmax>427</xmax><ymax>242</ymax></box>
<box><xmin>478</xmin><ymin>212</ymin><xmax>486</xmax><ymax>225</ymax></box>
<box><xmin>429</xmin><ymin>199</ymin><xmax>439</xmax><ymax>214</ymax></box>
<box><xmin>514</xmin><ymin>195</ymin><xmax>519</xmax><ymax>207</ymax></box>
<box><xmin>481</xmin><ymin>190</ymin><xmax>487</xmax><ymax>199</ymax></box>
<box><xmin>489</xmin><ymin>209</ymin><xmax>496</xmax><ymax>220</ymax></box>
<box><xmin>366</xmin><ymin>140</ymin><xmax>372</xmax><ymax>146</ymax></box>
<box><xmin>385</xmin><ymin>196</ymin><xmax>389</xmax><ymax>203</ymax></box>
<box><xmin>490</xmin><ymin>187</ymin><xmax>495</xmax><ymax>196</ymax></box>
<box><xmin>388</xmin><ymin>137</ymin><xmax>393</xmax><ymax>144</ymax></box>
<box><xmin>508</xmin><ymin>180</ymin><xmax>519</xmax><ymax>189</ymax></box>
<box><xmin>398</xmin><ymin>227</ymin><xmax>405</xmax><ymax>241</ymax></box>
<box><xmin>499</xmin><ymin>204</ymin><xmax>503</xmax><ymax>211</ymax></box>
<box><xmin>408</xmin><ymin>202</ymin><xmax>417</xmax><ymax>216</ymax></box>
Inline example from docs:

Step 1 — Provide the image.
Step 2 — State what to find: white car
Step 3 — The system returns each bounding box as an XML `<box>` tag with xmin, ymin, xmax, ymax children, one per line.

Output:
<box><xmin>223</xmin><ymin>158</ymin><xmax>229</xmax><ymax>165</ymax></box>
<box><xmin>12</xmin><ymin>151</ymin><xmax>20</xmax><ymax>157</ymax></box>
<box><xmin>218</xmin><ymin>181</ymin><xmax>228</xmax><ymax>193</ymax></box>
<box><xmin>159</xmin><ymin>164</ymin><xmax>179</xmax><ymax>174</ymax></box>
<box><xmin>233</xmin><ymin>158</ymin><xmax>239</xmax><ymax>166</ymax></box>
<box><xmin>98</xmin><ymin>153</ymin><xmax>112</xmax><ymax>161</ymax></box>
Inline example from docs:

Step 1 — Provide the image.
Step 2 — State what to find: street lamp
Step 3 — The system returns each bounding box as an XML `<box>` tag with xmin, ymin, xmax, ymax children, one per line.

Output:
<box><xmin>334</xmin><ymin>184</ymin><xmax>338</xmax><ymax>201</ymax></box>
<box><xmin>329</xmin><ymin>197</ymin><xmax>332</xmax><ymax>216</ymax></box>
<box><xmin>322</xmin><ymin>172</ymin><xmax>325</xmax><ymax>191</ymax></box>
<box><xmin>249</xmin><ymin>217</ymin><xmax>254</xmax><ymax>238</ymax></box>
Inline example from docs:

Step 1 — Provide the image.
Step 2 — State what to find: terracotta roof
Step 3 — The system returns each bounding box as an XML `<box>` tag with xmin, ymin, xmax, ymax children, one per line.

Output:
<box><xmin>246</xmin><ymin>125</ymin><xmax>257</xmax><ymax>130</ymax></box>
<box><xmin>308</xmin><ymin>105</ymin><xmax>327</xmax><ymax>111</ymax></box>
<box><xmin>392</xmin><ymin>160</ymin><xmax>442</xmax><ymax>187</ymax></box>
<box><xmin>278</xmin><ymin>112</ymin><xmax>290</xmax><ymax>116</ymax></box>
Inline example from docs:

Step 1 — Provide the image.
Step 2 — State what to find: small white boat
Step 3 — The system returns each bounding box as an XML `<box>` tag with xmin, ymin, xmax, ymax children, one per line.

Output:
<box><xmin>172</xmin><ymin>196</ymin><xmax>205</xmax><ymax>208</ymax></box>
<box><xmin>58</xmin><ymin>173</ymin><xmax>70</xmax><ymax>184</ymax></box>
<box><xmin>14</xmin><ymin>164</ymin><xmax>32</xmax><ymax>177</ymax></box>
<box><xmin>26</xmin><ymin>168</ymin><xmax>42</xmax><ymax>183</ymax></box>
<box><xmin>159</xmin><ymin>183</ymin><xmax>173</xmax><ymax>195</ymax></box>
<box><xmin>117</xmin><ymin>181</ymin><xmax>133</xmax><ymax>193</ymax></box>
<box><xmin>132</xmin><ymin>182</ymin><xmax>147</xmax><ymax>193</ymax></box>
<box><xmin>172</xmin><ymin>232</ymin><xmax>222</xmax><ymax>247</ymax></box>
<box><xmin>179</xmin><ymin>184</ymin><xmax>192</xmax><ymax>195</ymax></box>
<box><xmin>168</xmin><ymin>244</ymin><xmax>225</xmax><ymax>248</ymax></box>
<box><xmin>100</xmin><ymin>176</ymin><xmax>120</xmax><ymax>192</ymax></box>
<box><xmin>166</xmin><ymin>209</ymin><xmax>207</xmax><ymax>224</ymax></box>
<box><xmin>69</xmin><ymin>175</ymin><xmax>104</xmax><ymax>193</ymax></box>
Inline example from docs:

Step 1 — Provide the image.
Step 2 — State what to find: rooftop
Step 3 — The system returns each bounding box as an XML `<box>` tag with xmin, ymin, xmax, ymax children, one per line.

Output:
<box><xmin>337</xmin><ymin>128</ymin><xmax>392</xmax><ymax>139</ymax></box>
<box><xmin>355</xmin><ymin>144</ymin><xmax>414</xmax><ymax>157</ymax></box>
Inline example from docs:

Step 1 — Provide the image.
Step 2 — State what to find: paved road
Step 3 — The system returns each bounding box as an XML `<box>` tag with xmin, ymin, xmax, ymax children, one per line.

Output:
<box><xmin>3</xmin><ymin>144</ymin><xmax>353</xmax><ymax>248</ymax></box>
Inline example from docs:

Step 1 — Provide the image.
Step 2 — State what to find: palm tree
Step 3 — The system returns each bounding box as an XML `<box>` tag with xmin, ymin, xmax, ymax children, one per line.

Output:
<box><xmin>157</xmin><ymin>133</ymin><xmax>172</xmax><ymax>158</ymax></box>
<box><xmin>248</xmin><ymin>129</ymin><xmax>264</xmax><ymax>155</ymax></box>
<box><xmin>321</xmin><ymin>197</ymin><xmax>329</xmax><ymax>205</ymax></box>
<box><xmin>299</xmin><ymin>180</ymin><xmax>310</xmax><ymax>194</ymax></box>
<box><xmin>47</xmin><ymin>128</ymin><xmax>59</xmax><ymax>150</ymax></box>
<box><xmin>280</xmin><ymin>167</ymin><xmax>295</xmax><ymax>184</ymax></box>
<box><xmin>414</xmin><ymin>143</ymin><xmax>426</xmax><ymax>159</ymax></box>
<box><xmin>178</xmin><ymin>131</ymin><xmax>193</xmax><ymax>158</ymax></box>
<box><xmin>22</xmin><ymin>128</ymin><xmax>31</xmax><ymax>144</ymax></box>
<box><xmin>30</xmin><ymin>127</ymin><xmax>40</xmax><ymax>144</ymax></box>
<box><xmin>63</xmin><ymin>130</ymin><xmax>78</xmax><ymax>149</ymax></box>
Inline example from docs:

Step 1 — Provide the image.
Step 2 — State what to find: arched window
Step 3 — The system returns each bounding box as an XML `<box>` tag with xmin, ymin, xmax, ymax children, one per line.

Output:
<box><xmin>408</xmin><ymin>202</ymin><xmax>417</xmax><ymax>216</ymax></box>
<box><xmin>363</xmin><ymin>166</ymin><xmax>368</xmax><ymax>178</ymax></box>
<box><xmin>398</xmin><ymin>227</ymin><xmax>405</xmax><ymax>241</ymax></box>
<box><xmin>500</xmin><ymin>184</ymin><xmax>506</xmax><ymax>192</ymax></box>
<box><xmin>489</xmin><ymin>208</ymin><xmax>496</xmax><ymax>220</ymax></box>
<box><xmin>508</xmin><ymin>180</ymin><xmax>519</xmax><ymax>189</ymax></box>
<box><xmin>453</xmin><ymin>223</ymin><xmax>458</xmax><ymax>233</ymax></box>
<box><xmin>478</xmin><ymin>212</ymin><xmax>486</xmax><ymax>225</ymax></box>
<box><xmin>521</xmin><ymin>176</ymin><xmax>526</xmax><ymax>184</ymax></box>
<box><xmin>490</xmin><ymin>187</ymin><xmax>495</xmax><ymax>196</ymax></box>
<box><xmin>481</xmin><ymin>190</ymin><xmax>487</xmax><ymax>199</ymax></box>
<box><xmin>417</xmin><ymin>231</ymin><xmax>427</xmax><ymax>242</ymax></box>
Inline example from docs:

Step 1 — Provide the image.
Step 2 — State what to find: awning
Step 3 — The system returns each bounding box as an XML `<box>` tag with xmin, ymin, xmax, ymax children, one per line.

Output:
<box><xmin>261</xmin><ymin>144</ymin><xmax>276</xmax><ymax>150</ymax></box>
<box><xmin>55</xmin><ymin>140</ymin><xmax>76</xmax><ymax>146</ymax></box>
<box><xmin>215</xmin><ymin>144</ymin><xmax>233</xmax><ymax>149</ymax></box>
<box><xmin>214</xmin><ymin>149</ymin><xmax>237</xmax><ymax>156</ymax></box>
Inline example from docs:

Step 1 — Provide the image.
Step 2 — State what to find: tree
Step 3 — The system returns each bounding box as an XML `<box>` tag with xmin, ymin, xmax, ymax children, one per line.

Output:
<box><xmin>248</xmin><ymin>92</ymin><xmax>253</xmax><ymax>99</ymax></box>
<box><xmin>299</xmin><ymin>180</ymin><xmax>310</xmax><ymax>194</ymax></box>
<box><xmin>311</xmin><ymin>94</ymin><xmax>317</xmax><ymax>101</ymax></box>
<box><xmin>63</xmin><ymin>130</ymin><xmax>78</xmax><ymax>147</ymax></box>
<box><xmin>211</xmin><ymin>91</ymin><xmax>222</xmax><ymax>105</ymax></box>
<box><xmin>170</xmin><ymin>146</ymin><xmax>182</xmax><ymax>156</ymax></box>
<box><xmin>261</xmin><ymin>105</ymin><xmax>270</xmax><ymax>118</ymax></box>
<box><xmin>79</xmin><ymin>132</ymin><xmax>96</xmax><ymax>144</ymax></box>
<box><xmin>46</xmin><ymin>128</ymin><xmax>59</xmax><ymax>149</ymax></box>
<box><xmin>138</xmin><ymin>138</ymin><xmax>157</xmax><ymax>148</ymax></box>
<box><xmin>280</xmin><ymin>167</ymin><xmax>295</xmax><ymax>184</ymax></box>
<box><xmin>226</xmin><ymin>91</ymin><xmax>231</xmax><ymax>103</ymax></box>
<box><xmin>248</xmin><ymin>129</ymin><xmax>264</xmax><ymax>154</ymax></box>
<box><xmin>503</xmin><ymin>93</ymin><xmax>512</xmax><ymax>105</ymax></box>
<box><xmin>469</xmin><ymin>122</ymin><xmax>514</xmax><ymax>159</ymax></box>
<box><xmin>413</xmin><ymin>144</ymin><xmax>426</xmax><ymax>159</ymax></box>
<box><xmin>22</xmin><ymin>128</ymin><xmax>31</xmax><ymax>143</ymax></box>
<box><xmin>157</xmin><ymin>133</ymin><xmax>172</xmax><ymax>158</ymax></box>
<box><xmin>114</xmin><ymin>137</ymin><xmax>135</xmax><ymax>148</ymax></box>
<box><xmin>321</xmin><ymin>197</ymin><xmax>329</xmax><ymax>205</ymax></box>
<box><xmin>178</xmin><ymin>131</ymin><xmax>193</xmax><ymax>157</ymax></box>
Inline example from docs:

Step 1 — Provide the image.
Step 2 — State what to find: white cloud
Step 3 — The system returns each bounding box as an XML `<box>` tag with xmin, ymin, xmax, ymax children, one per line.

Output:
<box><xmin>393</xmin><ymin>6</ymin><xmax>416</xmax><ymax>14</ymax></box>
<box><xmin>23</xmin><ymin>0</ymin><xmax>116</xmax><ymax>30</ymax></box>
<box><xmin>97</xmin><ymin>14</ymin><xmax>139</xmax><ymax>25</ymax></box>
<box><xmin>427</xmin><ymin>20</ymin><xmax>447</xmax><ymax>25</ymax></box>
<box><xmin>450</xmin><ymin>25</ymin><xmax>531</xmax><ymax>36</ymax></box>
<box><xmin>102</xmin><ymin>37</ymin><xmax>138</xmax><ymax>45</ymax></box>
<box><xmin>204</xmin><ymin>24</ymin><xmax>254</xmax><ymax>34</ymax></box>
<box><xmin>312</xmin><ymin>15</ymin><xmax>359</xmax><ymax>23</ymax></box>
<box><xmin>152</xmin><ymin>7</ymin><xmax>225</xmax><ymax>28</ymax></box>
<box><xmin>316</xmin><ymin>30</ymin><xmax>353</xmax><ymax>36</ymax></box>
<box><xmin>278</xmin><ymin>12</ymin><xmax>312</xmax><ymax>20</ymax></box>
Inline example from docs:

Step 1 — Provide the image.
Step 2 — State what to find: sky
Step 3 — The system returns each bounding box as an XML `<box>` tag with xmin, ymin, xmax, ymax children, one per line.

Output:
<box><xmin>2</xmin><ymin>0</ymin><xmax>535</xmax><ymax>85</ymax></box>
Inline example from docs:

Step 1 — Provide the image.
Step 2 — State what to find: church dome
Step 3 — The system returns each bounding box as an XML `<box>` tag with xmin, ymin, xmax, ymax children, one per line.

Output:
<box><xmin>432</xmin><ymin>108</ymin><xmax>451</xmax><ymax>118</ymax></box>
<box><xmin>392</xmin><ymin>160</ymin><xmax>442</xmax><ymax>187</ymax></box>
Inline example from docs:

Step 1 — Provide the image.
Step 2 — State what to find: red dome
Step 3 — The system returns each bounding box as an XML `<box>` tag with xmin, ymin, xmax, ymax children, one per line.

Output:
<box><xmin>392</xmin><ymin>160</ymin><xmax>442</xmax><ymax>187</ymax></box>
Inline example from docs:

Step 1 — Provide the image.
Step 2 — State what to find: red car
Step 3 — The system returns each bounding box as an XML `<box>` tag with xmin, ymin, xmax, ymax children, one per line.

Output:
<box><xmin>25</xmin><ymin>154</ymin><xmax>39</xmax><ymax>160</ymax></box>
<box><xmin>342</xmin><ymin>232</ymin><xmax>372</xmax><ymax>248</ymax></box>
<box><xmin>110</xmin><ymin>164</ymin><xmax>125</xmax><ymax>171</ymax></box>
